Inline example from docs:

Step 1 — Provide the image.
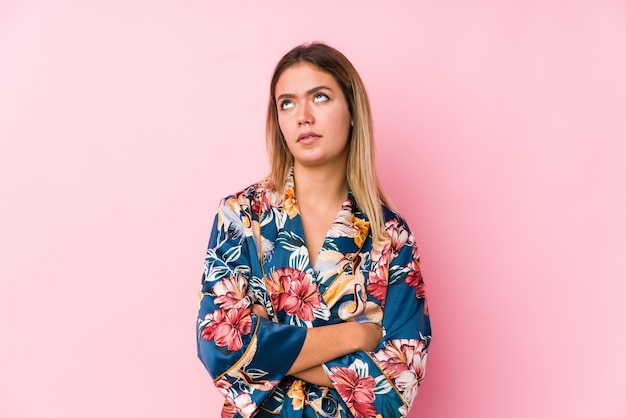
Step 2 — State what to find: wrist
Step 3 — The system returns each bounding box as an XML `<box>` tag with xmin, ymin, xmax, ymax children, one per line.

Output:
<box><xmin>344</xmin><ymin>321</ymin><xmax>366</xmax><ymax>352</ymax></box>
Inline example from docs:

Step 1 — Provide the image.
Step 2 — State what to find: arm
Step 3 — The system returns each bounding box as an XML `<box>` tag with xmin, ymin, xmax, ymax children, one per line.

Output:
<box><xmin>197</xmin><ymin>198</ymin><xmax>383</xmax><ymax>415</ymax></box>
<box><xmin>197</xmin><ymin>200</ymin><xmax>308</xmax><ymax>415</ymax></box>
<box><xmin>291</xmin><ymin>366</ymin><xmax>332</xmax><ymax>387</ymax></box>
<box><xmin>287</xmin><ymin>320</ymin><xmax>382</xmax><ymax>375</ymax></box>
<box><xmin>251</xmin><ymin>304</ymin><xmax>382</xmax><ymax>387</ymax></box>
<box><xmin>322</xmin><ymin>226</ymin><xmax>432</xmax><ymax>418</ymax></box>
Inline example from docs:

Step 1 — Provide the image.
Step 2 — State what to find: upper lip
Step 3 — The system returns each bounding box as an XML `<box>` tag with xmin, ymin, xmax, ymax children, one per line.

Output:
<box><xmin>297</xmin><ymin>131</ymin><xmax>321</xmax><ymax>141</ymax></box>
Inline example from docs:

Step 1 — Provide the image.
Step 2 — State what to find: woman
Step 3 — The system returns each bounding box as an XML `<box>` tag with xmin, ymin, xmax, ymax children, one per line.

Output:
<box><xmin>197</xmin><ymin>42</ymin><xmax>431</xmax><ymax>418</ymax></box>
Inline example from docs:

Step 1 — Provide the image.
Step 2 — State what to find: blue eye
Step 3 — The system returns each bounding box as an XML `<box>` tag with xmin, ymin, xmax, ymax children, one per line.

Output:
<box><xmin>313</xmin><ymin>93</ymin><xmax>329</xmax><ymax>102</ymax></box>
<box><xmin>280</xmin><ymin>100</ymin><xmax>294</xmax><ymax>110</ymax></box>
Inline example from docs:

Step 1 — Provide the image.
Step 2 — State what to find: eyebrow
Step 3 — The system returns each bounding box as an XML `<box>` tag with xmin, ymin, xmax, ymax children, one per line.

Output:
<box><xmin>276</xmin><ymin>85</ymin><xmax>333</xmax><ymax>102</ymax></box>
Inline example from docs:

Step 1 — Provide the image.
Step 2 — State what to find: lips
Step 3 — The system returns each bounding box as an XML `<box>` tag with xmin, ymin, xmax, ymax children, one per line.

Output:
<box><xmin>297</xmin><ymin>131</ymin><xmax>321</xmax><ymax>144</ymax></box>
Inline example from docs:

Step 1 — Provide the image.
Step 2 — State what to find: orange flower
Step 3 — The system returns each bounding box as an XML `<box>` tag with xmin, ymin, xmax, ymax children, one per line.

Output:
<box><xmin>287</xmin><ymin>380</ymin><xmax>305</xmax><ymax>410</ymax></box>
<box><xmin>283</xmin><ymin>186</ymin><xmax>299</xmax><ymax>219</ymax></box>
<box><xmin>350</xmin><ymin>215</ymin><xmax>370</xmax><ymax>247</ymax></box>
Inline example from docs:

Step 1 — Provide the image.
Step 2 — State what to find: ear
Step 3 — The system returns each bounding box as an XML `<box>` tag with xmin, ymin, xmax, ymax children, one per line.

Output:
<box><xmin>350</xmin><ymin>118</ymin><xmax>354</xmax><ymax>127</ymax></box>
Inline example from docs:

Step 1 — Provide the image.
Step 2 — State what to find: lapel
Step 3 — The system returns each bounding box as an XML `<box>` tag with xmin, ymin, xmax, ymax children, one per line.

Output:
<box><xmin>314</xmin><ymin>192</ymin><xmax>370</xmax><ymax>304</ymax></box>
<box><xmin>258</xmin><ymin>169</ymin><xmax>371</xmax><ymax>289</ymax></box>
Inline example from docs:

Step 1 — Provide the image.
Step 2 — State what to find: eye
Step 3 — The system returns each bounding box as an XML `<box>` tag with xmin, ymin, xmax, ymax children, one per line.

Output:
<box><xmin>313</xmin><ymin>92</ymin><xmax>329</xmax><ymax>102</ymax></box>
<box><xmin>280</xmin><ymin>100</ymin><xmax>294</xmax><ymax>110</ymax></box>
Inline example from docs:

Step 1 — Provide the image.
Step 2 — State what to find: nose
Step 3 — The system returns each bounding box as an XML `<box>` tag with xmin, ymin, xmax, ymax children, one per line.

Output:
<box><xmin>297</xmin><ymin>102</ymin><xmax>314</xmax><ymax>126</ymax></box>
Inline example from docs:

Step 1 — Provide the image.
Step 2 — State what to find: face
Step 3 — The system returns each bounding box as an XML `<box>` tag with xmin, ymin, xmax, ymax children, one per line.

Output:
<box><xmin>275</xmin><ymin>63</ymin><xmax>352</xmax><ymax>170</ymax></box>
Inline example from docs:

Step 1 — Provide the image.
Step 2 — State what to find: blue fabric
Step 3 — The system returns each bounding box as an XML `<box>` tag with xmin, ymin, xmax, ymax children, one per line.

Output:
<box><xmin>197</xmin><ymin>172</ymin><xmax>431</xmax><ymax>417</ymax></box>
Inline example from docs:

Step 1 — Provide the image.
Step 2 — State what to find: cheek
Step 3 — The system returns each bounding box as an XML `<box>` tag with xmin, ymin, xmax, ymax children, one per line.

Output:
<box><xmin>330</xmin><ymin>110</ymin><xmax>352</xmax><ymax>138</ymax></box>
<box><xmin>277</xmin><ymin>118</ymin><xmax>289</xmax><ymax>139</ymax></box>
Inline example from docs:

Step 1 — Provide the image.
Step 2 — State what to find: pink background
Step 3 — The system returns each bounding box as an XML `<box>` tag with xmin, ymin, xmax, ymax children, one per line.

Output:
<box><xmin>1</xmin><ymin>1</ymin><xmax>625</xmax><ymax>417</ymax></box>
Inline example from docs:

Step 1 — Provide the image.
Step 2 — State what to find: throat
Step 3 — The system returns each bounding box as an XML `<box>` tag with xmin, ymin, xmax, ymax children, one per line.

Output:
<box><xmin>298</xmin><ymin>197</ymin><xmax>344</xmax><ymax>267</ymax></box>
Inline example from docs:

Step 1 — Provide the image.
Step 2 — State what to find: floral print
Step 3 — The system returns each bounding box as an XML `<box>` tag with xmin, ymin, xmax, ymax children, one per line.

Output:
<box><xmin>366</xmin><ymin>264</ymin><xmax>388</xmax><ymax>308</ymax></box>
<box><xmin>223</xmin><ymin>392</ymin><xmax>257</xmax><ymax>418</ymax></box>
<box><xmin>201</xmin><ymin>306</ymin><xmax>252</xmax><ymax>351</ymax></box>
<box><xmin>213</xmin><ymin>273</ymin><xmax>250</xmax><ymax>310</ymax></box>
<box><xmin>329</xmin><ymin>366</ymin><xmax>377</xmax><ymax>418</ymax></box>
<box><xmin>286</xmin><ymin>380</ymin><xmax>305</xmax><ymax>410</ymax></box>
<box><xmin>328</xmin><ymin>201</ymin><xmax>371</xmax><ymax>247</ymax></box>
<box><xmin>267</xmin><ymin>268</ymin><xmax>321</xmax><ymax>321</ymax></box>
<box><xmin>283</xmin><ymin>181</ymin><xmax>299</xmax><ymax>219</ymax></box>
<box><xmin>405</xmin><ymin>236</ymin><xmax>428</xmax><ymax>315</ymax></box>
<box><xmin>197</xmin><ymin>170</ymin><xmax>431</xmax><ymax>417</ymax></box>
<box><xmin>373</xmin><ymin>339</ymin><xmax>428</xmax><ymax>407</ymax></box>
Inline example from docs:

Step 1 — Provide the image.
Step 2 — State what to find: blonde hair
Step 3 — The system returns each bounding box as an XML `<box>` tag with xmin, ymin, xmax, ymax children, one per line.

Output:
<box><xmin>266</xmin><ymin>42</ymin><xmax>392</xmax><ymax>244</ymax></box>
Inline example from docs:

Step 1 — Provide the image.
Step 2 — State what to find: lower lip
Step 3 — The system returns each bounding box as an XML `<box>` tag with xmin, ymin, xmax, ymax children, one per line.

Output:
<box><xmin>298</xmin><ymin>135</ymin><xmax>320</xmax><ymax>145</ymax></box>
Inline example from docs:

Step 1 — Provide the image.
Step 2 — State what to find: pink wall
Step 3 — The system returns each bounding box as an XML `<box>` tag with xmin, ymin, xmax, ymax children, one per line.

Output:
<box><xmin>1</xmin><ymin>1</ymin><xmax>625</xmax><ymax>417</ymax></box>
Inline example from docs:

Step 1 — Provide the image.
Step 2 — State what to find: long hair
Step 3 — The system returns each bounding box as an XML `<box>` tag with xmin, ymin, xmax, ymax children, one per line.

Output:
<box><xmin>266</xmin><ymin>42</ymin><xmax>392</xmax><ymax>244</ymax></box>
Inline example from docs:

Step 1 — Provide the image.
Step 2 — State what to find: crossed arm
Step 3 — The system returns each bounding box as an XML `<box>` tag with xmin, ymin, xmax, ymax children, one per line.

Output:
<box><xmin>251</xmin><ymin>304</ymin><xmax>382</xmax><ymax>387</ymax></box>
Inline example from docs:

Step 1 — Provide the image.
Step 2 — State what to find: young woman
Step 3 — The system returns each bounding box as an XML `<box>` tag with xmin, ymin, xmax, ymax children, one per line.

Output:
<box><xmin>197</xmin><ymin>42</ymin><xmax>431</xmax><ymax>418</ymax></box>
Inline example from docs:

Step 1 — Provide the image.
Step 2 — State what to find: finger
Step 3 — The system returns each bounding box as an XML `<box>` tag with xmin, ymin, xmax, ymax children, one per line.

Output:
<box><xmin>252</xmin><ymin>303</ymin><xmax>270</xmax><ymax>319</ymax></box>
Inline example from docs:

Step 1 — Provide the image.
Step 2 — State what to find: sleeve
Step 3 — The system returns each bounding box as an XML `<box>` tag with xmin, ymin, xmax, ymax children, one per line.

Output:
<box><xmin>196</xmin><ymin>198</ymin><xmax>307</xmax><ymax>417</ymax></box>
<box><xmin>322</xmin><ymin>227</ymin><xmax>431</xmax><ymax>418</ymax></box>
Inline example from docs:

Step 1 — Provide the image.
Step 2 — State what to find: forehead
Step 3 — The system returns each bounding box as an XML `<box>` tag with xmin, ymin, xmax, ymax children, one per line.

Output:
<box><xmin>275</xmin><ymin>62</ymin><xmax>340</xmax><ymax>95</ymax></box>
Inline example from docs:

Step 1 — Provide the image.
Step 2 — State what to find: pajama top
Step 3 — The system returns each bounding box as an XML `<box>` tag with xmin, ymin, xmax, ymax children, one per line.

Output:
<box><xmin>197</xmin><ymin>171</ymin><xmax>431</xmax><ymax>418</ymax></box>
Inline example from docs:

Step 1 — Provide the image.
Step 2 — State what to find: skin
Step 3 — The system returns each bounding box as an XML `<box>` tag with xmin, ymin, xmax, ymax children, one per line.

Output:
<box><xmin>256</xmin><ymin>63</ymin><xmax>383</xmax><ymax>388</ymax></box>
<box><xmin>253</xmin><ymin>305</ymin><xmax>381</xmax><ymax>387</ymax></box>
<box><xmin>275</xmin><ymin>62</ymin><xmax>353</xmax><ymax>267</ymax></box>
<box><xmin>275</xmin><ymin>62</ymin><xmax>353</xmax><ymax>172</ymax></box>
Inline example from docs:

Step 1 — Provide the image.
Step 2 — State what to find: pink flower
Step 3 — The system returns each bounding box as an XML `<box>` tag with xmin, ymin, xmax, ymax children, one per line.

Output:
<box><xmin>214</xmin><ymin>376</ymin><xmax>233</xmax><ymax>393</ymax></box>
<box><xmin>329</xmin><ymin>366</ymin><xmax>377</xmax><ymax>418</ymax></box>
<box><xmin>221</xmin><ymin>401</ymin><xmax>237</xmax><ymax>418</ymax></box>
<box><xmin>373</xmin><ymin>339</ymin><xmax>428</xmax><ymax>406</ymax></box>
<box><xmin>403</xmin><ymin>236</ymin><xmax>429</xmax><ymax>314</ymax></box>
<box><xmin>213</xmin><ymin>273</ymin><xmax>249</xmax><ymax>309</ymax></box>
<box><xmin>385</xmin><ymin>218</ymin><xmax>409</xmax><ymax>256</ymax></box>
<box><xmin>267</xmin><ymin>268</ymin><xmax>320</xmax><ymax>321</ymax></box>
<box><xmin>221</xmin><ymin>391</ymin><xmax>257</xmax><ymax>418</ymax></box>
<box><xmin>367</xmin><ymin>264</ymin><xmax>388</xmax><ymax>307</ymax></box>
<box><xmin>405</xmin><ymin>259</ymin><xmax>424</xmax><ymax>293</ymax></box>
<box><xmin>370</xmin><ymin>241</ymin><xmax>392</xmax><ymax>266</ymax></box>
<box><xmin>250</xmin><ymin>181</ymin><xmax>274</xmax><ymax>214</ymax></box>
<box><xmin>201</xmin><ymin>306</ymin><xmax>252</xmax><ymax>351</ymax></box>
<box><xmin>405</xmin><ymin>258</ymin><xmax>428</xmax><ymax>315</ymax></box>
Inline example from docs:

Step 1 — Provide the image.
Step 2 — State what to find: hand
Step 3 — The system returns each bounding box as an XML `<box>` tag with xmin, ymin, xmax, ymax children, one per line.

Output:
<box><xmin>252</xmin><ymin>303</ymin><xmax>270</xmax><ymax>320</ymax></box>
<box><xmin>358</xmin><ymin>322</ymin><xmax>383</xmax><ymax>352</ymax></box>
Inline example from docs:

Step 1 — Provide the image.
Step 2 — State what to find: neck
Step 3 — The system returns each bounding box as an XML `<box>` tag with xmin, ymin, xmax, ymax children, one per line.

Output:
<box><xmin>293</xmin><ymin>162</ymin><xmax>348</xmax><ymax>205</ymax></box>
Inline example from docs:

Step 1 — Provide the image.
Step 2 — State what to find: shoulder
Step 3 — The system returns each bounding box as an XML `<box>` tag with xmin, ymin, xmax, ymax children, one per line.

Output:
<box><xmin>382</xmin><ymin>205</ymin><xmax>413</xmax><ymax>232</ymax></box>
<box><xmin>379</xmin><ymin>205</ymin><xmax>421</xmax><ymax>255</ymax></box>
<box><xmin>218</xmin><ymin>178</ymin><xmax>282</xmax><ymax>215</ymax></box>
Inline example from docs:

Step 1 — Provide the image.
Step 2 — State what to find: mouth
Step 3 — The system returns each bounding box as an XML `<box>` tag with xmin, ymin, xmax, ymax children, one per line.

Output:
<box><xmin>297</xmin><ymin>132</ymin><xmax>321</xmax><ymax>142</ymax></box>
